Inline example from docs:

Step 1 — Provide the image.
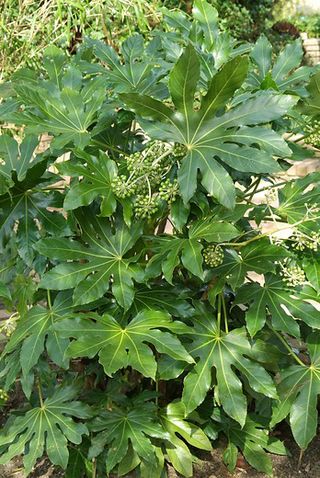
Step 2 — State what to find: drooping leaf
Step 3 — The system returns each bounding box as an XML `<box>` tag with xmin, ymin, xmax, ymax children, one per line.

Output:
<box><xmin>55</xmin><ymin>309</ymin><xmax>193</xmax><ymax>379</ymax></box>
<box><xmin>271</xmin><ymin>331</ymin><xmax>320</xmax><ymax>449</ymax></box>
<box><xmin>0</xmin><ymin>386</ymin><xmax>91</xmax><ymax>475</ymax></box>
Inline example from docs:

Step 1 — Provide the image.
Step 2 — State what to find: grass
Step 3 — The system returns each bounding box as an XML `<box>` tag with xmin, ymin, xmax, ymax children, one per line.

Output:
<box><xmin>0</xmin><ymin>0</ymin><xmax>168</xmax><ymax>80</ymax></box>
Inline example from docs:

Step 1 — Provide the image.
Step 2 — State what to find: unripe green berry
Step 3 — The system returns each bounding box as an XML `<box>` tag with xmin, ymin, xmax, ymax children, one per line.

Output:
<box><xmin>203</xmin><ymin>245</ymin><xmax>224</xmax><ymax>267</ymax></box>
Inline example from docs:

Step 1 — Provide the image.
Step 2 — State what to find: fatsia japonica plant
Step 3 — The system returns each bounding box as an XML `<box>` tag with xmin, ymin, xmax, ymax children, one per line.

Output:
<box><xmin>0</xmin><ymin>1</ymin><xmax>320</xmax><ymax>477</ymax></box>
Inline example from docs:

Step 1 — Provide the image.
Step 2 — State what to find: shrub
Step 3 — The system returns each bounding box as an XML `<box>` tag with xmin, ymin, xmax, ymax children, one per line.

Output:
<box><xmin>0</xmin><ymin>1</ymin><xmax>319</xmax><ymax>477</ymax></box>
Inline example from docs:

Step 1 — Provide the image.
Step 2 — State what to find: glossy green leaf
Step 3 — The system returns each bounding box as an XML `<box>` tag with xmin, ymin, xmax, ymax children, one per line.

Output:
<box><xmin>3</xmin><ymin>292</ymin><xmax>73</xmax><ymax>377</ymax></box>
<box><xmin>55</xmin><ymin>309</ymin><xmax>193</xmax><ymax>379</ymax></box>
<box><xmin>59</xmin><ymin>150</ymin><xmax>117</xmax><ymax>216</ymax></box>
<box><xmin>0</xmin><ymin>386</ymin><xmax>91</xmax><ymax>475</ymax></box>
<box><xmin>160</xmin><ymin>401</ymin><xmax>211</xmax><ymax>477</ymax></box>
<box><xmin>236</xmin><ymin>273</ymin><xmax>320</xmax><ymax>338</ymax></box>
<box><xmin>214</xmin><ymin>239</ymin><xmax>288</xmax><ymax>289</ymax></box>
<box><xmin>37</xmin><ymin>210</ymin><xmax>141</xmax><ymax>308</ymax></box>
<box><xmin>88</xmin><ymin>398</ymin><xmax>168</xmax><ymax>473</ymax></box>
<box><xmin>182</xmin><ymin>312</ymin><xmax>277</xmax><ymax>422</ymax></box>
<box><xmin>271</xmin><ymin>332</ymin><xmax>320</xmax><ymax>449</ymax></box>
<box><xmin>212</xmin><ymin>410</ymin><xmax>286</xmax><ymax>476</ymax></box>
<box><xmin>122</xmin><ymin>47</ymin><xmax>295</xmax><ymax>207</ymax></box>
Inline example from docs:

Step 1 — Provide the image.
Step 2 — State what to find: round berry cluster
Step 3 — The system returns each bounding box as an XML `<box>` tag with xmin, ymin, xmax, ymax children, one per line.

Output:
<box><xmin>305</xmin><ymin>119</ymin><xmax>320</xmax><ymax>148</ymax></box>
<box><xmin>111</xmin><ymin>142</ymin><xmax>181</xmax><ymax>219</ymax></box>
<box><xmin>280</xmin><ymin>261</ymin><xmax>306</xmax><ymax>287</ymax></box>
<box><xmin>159</xmin><ymin>179</ymin><xmax>179</xmax><ymax>204</ymax></box>
<box><xmin>111</xmin><ymin>175</ymin><xmax>135</xmax><ymax>199</ymax></box>
<box><xmin>134</xmin><ymin>194</ymin><xmax>160</xmax><ymax>219</ymax></box>
<box><xmin>173</xmin><ymin>143</ymin><xmax>187</xmax><ymax>157</ymax></box>
<box><xmin>203</xmin><ymin>245</ymin><xmax>224</xmax><ymax>267</ymax></box>
<box><xmin>0</xmin><ymin>315</ymin><xmax>17</xmax><ymax>337</ymax></box>
<box><xmin>0</xmin><ymin>389</ymin><xmax>8</xmax><ymax>401</ymax></box>
<box><xmin>292</xmin><ymin>230</ymin><xmax>320</xmax><ymax>252</ymax></box>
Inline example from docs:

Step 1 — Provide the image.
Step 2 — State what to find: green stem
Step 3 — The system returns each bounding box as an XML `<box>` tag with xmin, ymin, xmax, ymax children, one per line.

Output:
<box><xmin>37</xmin><ymin>378</ymin><xmax>44</xmax><ymax>408</ymax></box>
<box><xmin>217</xmin><ymin>294</ymin><xmax>222</xmax><ymax>334</ymax></box>
<box><xmin>246</xmin><ymin>177</ymin><xmax>261</xmax><ymax>202</ymax></box>
<box><xmin>47</xmin><ymin>290</ymin><xmax>52</xmax><ymax>310</ymax></box>
<box><xmin>243</xmin><ymin>180</ymin><xmax>288</xmax><ymax>198</ymax></box>
<box><xmin>92</xmin><ymin>458</ymin><xmax>97</xmax><ymax>478</ymax></box>
<box><xmin>267</xmin><ymin>323</ymin><xmax>305</xmax><ymax>367</ymax></box>
<box><xmin>221</xmin><ymin>216</ymin><xmax>320</xmax><ymax>249</ymax></box>
<box><xmin>221</xmin><ymin>293</ymin><xmax>228</xmax><ymax>333</ymax></box>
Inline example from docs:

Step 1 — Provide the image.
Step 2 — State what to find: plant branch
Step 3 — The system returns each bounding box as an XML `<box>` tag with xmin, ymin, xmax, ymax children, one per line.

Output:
<box><xmin>267</xmin><ymin>322</ymin><xmax>305</xmax><ymax>367</ymax></box>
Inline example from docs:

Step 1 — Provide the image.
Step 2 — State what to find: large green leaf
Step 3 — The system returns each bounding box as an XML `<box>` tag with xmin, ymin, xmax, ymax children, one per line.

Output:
<box><xmin>301</xmin><ymin>70</ymin><xmax>320</xmax><ymax>116</ymax></box>
<box><xmin>36</xmin><ymin>210</ymin><xmax>142</xmax><ymax>308</ymax></box>
<box><xmin>0</xmin><ymin>385</ymin><xmax>91</xmax><ymax>475</ymax></box>
<box><xmin>58</xmin><ymin>150</ymin><xmax>117</xmax><ymax>216</ymax></box>
<box><xmin>237</xmin><ymin>274</ymin><xmax>320</xmax><ymax>337</ymax></box>
<box><xmin>249</xmin><ymin>36</ymin><xmax>311</xmax><ymax>95</ymax></box>
<box><xmin>182</xmin><ymin>310</ymin><xmax>277</xmax><ymax>423</ymax></box>
<box><xmin>277</xmin><ymin>173</ymin><xmax>320</xmax><ymax>228</ymax></box>
<box><xmin>88</xmin><ymin>397</ymin><xmax>168</xmax><ymax>474</ymax></box>
<box><xmin>3</xmin><ymin>292</ymin><xmax>73</xmax><ymax>377</ymax></box>
<box><xmin>160</xmin><ymin>401</ymin><xmax>211</xmax><ymax>477</ymax></box>
<box><xmin>145</xmin><ymin>235</ymin><xmax>204</xmax><ymax>283</ymax></box>
<box><xmin>271</xmin><ymin>332</ymin><xmax>320</xmax><ymax>449</ymax></box>
<box><xmin>146</xmin><ymin>217</ymin><xmax>239</xmax><ymax>283</ymax></box>
<box><xmin>0</xmin><ymin>134</ymin><xmax>39</xmax><ymax>186</ymax></box>
<box><xmin>211</xmin><ymin>410</ymin><xmax>286</xmax><ymax>476</ymax></box>
<box><xmin>55</xmin><ymin>309</ymin><xmax>193</xmax><ymax>379</ymax></box>
<box><xmin>86</xmin><ymin>34</ymin><xmax>167</xmax><ymax>96</ymax></box>
<box><xmin>128</xmin><ymin>284</ymin><xmax>194</xmax><ymax>318</ymax></box>
<box><xmin>1</xmin><ymin>48</ymin><xmax>106</xmax><ymax>148</ymax></box>
<box><xmin>122</xmin><ymin>46</ymin><xmax>295</xmax><ymax>207</ymax></box>
<box><xmin>213</xmin><ymin>239</ymin><xmax>288</xmax><ymax>289</ymax></box>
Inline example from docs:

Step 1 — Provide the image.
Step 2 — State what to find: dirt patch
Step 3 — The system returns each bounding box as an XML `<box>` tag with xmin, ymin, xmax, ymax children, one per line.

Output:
<box><xmin>1</xmin><ymin>429</ymin><xmax>319</xmax><ymax>478</ymax></box>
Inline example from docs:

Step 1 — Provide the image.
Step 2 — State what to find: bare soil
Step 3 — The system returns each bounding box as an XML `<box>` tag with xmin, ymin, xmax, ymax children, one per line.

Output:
<box><xmin>1</xmin><ymin>426</ymin><xmax>319</xmax><ymax>478</ymax></box>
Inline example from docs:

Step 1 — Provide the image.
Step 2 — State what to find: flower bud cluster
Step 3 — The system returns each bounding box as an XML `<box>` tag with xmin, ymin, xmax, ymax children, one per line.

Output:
<box><xmin>305</xmin><ymin>119</ymin><xmax>320</xmax><ymax>148</ymax></box>
<box><xmin>203</xmin><ymin>245</ymin><xmax>224</xmax><ymax>267</ymax></box>
<box><xmin>280</xmin><ymin>261</ymin><xmax>306</xmax><ymax>287</ymax></box>
<box><xmin>0</xmin><ymin>389</ymin><xmax>8</xmax><ymax>401</ymax></box>
<box><xmin>292</xmin><ymin>230</ymin><xmax>320</xmax><ymax>252</ymax></box>
<box><xmin>111</xmin><ymin>142</ymin><xmax>180</xmax><ymax>219</ymax></box>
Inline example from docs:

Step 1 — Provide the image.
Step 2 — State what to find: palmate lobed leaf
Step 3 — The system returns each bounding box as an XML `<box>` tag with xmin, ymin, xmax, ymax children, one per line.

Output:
<box><xmin>0</xmin><ymin>385</ymin><xmax>91</xmax><ymax>475</ymax></box>
<box><xmin>55</xmin><ymin>309</ymin><xmax>193</xmax><ymax>379</ymax></box>
<box><xmin>58</xmin><ymin>149</ymin><xmax>118</xmax><ymax>216</ymax></box>
<box><xmin>213</xmin><ymin>239</ymin><xmax>288</xmax><ymax>289</ymax></box>
<box><xmin>211</xmin><ymin>410</ymin><xmax>286</xmax><ymax>476</ymax></box>
<box><xmin>122</xmin><ymin>45</ymin><xmax>296</xmax><ymax>208</ymax></box>
<box><xmin>145</xmin><ymin>217</ymin><xmax>239</xmax><ymax>283</ymax></box>
<box><xmin>3</xmin><ymin>292</ymin><xmax>74</xmax><ymax>378</ymax></box>
<box><xmin>36</xmin><ymin>209</ymin><xmax>142</xmax><ymax>309</ymax></box>
<box><xmin>181</xmin><ymin>310</ymin><xmax>277</xmax><ymax>424</ymax></box>
<box><xmin>235</xmin><ymin>273</ymin><xmax>320</xmax><ymax>338</ymax></box>
<box><xmin>271</xmin><ymin>332</ymin><xmax>320</xmax><ymax>449</ymax></box>
<box><xmin>160</xmin><ymin>401</ymin><xmax>211</xmax><ymax>477</ymax></box>
<box><xmin>249</xmin><ymin>35</ymin><xmax>312</xmax><ymax>96</ymax></box>
<box><xmin>88</xmin><ymin>398</ymin><xmax>168</xmax><ymax>474</ymax></box>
